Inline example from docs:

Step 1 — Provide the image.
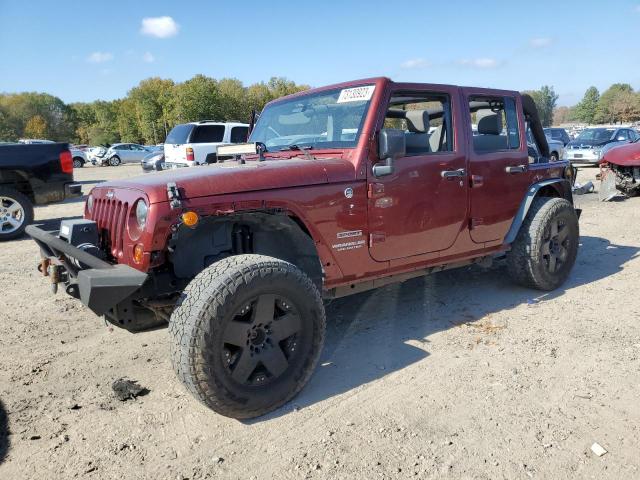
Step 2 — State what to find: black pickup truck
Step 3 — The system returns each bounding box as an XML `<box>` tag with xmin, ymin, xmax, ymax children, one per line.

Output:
<box><xmin>0</xmin><ymin>143</ymin><xmax>81</xmax><ymax>240</ymax></box>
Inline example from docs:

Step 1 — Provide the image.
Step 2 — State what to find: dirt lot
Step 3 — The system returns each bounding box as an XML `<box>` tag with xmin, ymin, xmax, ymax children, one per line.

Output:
<box><xmin>0</xmin><ymin>164</ymin><xmax>639</xmax><ymax>479</ymax></box>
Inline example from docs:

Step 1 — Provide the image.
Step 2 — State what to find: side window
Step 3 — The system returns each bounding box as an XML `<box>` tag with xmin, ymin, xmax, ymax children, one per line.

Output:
<box><xmin>616</xmin><ymin>130</ymin><xmax>629</xmax><ymax>141</ymax></box>
<box><xmin>116</xmin><ymin>144</ymin><xmax>130</xmax><ymax>150</ymax></box>
<box><xmin>469</xmin><ymin>96</ymin><xmax>519</xmax><ymax>153</ymax></box>
<box><xmin>230</xmin><ymin>126</ymin><xmax>249</xmax><ymax>143</ymax></box>
<box><xmin>383</xmin><ymin>92</ymin><xmax>453</xmax><ymax>156</ymax></box>
<box><xmin>191</xmin><ymin>125</ymin><xmax>225</xmax><ymax>143</ymax></box>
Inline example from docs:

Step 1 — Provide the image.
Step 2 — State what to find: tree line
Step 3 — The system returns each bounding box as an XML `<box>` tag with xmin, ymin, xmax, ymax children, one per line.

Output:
<box><xmin>0</xmin><ymin>75</ymin><xmax>309</xmax><ymax>145</ymax></box>
<box><xmin>1</xmin><ymin>78</ymin><xmax>639</xmax><ymax>144</ymax></box>
<box><xmin>553</xmin><ymin>84</ymin><xmax>640</xmax><ymax>126</ymax></box>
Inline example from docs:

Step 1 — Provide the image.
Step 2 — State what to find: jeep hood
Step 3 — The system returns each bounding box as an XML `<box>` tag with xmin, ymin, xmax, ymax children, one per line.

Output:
<box><xmin>603</xmin><ymin>142</ymin><xmax>640</xmax><ymax>166</ymax></box>
<box><xmin>97</xmin><ymin>158</ymin><xmax>357</xmax><ymax>203</ymax></box>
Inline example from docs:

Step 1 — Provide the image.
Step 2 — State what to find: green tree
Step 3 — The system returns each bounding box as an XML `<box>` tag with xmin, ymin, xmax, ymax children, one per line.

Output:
<box><xmin>128</xmin><ymin>77</ymin><xmax>176</xmax><ymax>144</ymax></box>
<box><xmin>594</xmin><ymin>84</ymin><xmax>636</xmax><ymax>124</ymax></box>
<box><xmin>524</xmin><ymin>85</ymin><xmax>559</xmax><ymax>127</ymax></box>
<box><xmin>173</xmin><ymin>74</ymin><xmax>220</xmax><ymax>123</ymax></box>
<box><xmin>573</xmin><ymin>87</ymin><xmax>599</xmax><ymax>124</ymax></box>
<box><xmin>0</xmin><ymin>105</ymin><xmax>16</xmax><ymax>141</ymax></box>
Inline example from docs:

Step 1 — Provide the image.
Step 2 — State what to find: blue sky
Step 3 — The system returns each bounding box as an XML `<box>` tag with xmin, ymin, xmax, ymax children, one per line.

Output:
<box><xmin>1</xmin><ymin>0</ymin><xmax>639</xmax><ymax>106</ymax></box>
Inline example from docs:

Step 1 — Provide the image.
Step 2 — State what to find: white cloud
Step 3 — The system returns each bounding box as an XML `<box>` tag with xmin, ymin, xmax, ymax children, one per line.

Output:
<box><xmin>87</xmin><ymin>52</ymin><xmax>113</xmax><ymax>63</ymax></box>
<box><xmin>458</xmin><ymin>58</ymin><xmax>499</xmax><ymax>69</ymax></box>
<box><xmin>530</xmin><ymin>37</ymin><xmax>552</xmax><ymax>48</ymax></box>
<box><xmin>401</xmin><ymin>58</ymin><xmax>430</xmax><ymax>69</ymax></box>
<box><xmin>142</xmin><ymin>52</ymin><xmax>155</xmax><ymax>63</ymax></box>
<box><xmin>140</xmin><ymin>16</ymin><xmax>179</xmax><ymax>38</ymax></box>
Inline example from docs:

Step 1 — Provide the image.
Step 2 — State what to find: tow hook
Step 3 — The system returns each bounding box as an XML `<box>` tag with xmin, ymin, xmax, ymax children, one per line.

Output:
<box><xmin>48</xmin><ymin>264</ymin><xmax>65</xmax><ymax>294</ymax></box>
<box><xmin>38</xmin><ymin>257</ymin><xmax>51</xmax><ymax>276</ymax></box>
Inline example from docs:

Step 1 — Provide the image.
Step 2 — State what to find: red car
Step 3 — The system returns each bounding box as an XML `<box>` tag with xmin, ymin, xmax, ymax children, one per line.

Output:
<box><xmin>600</xmin><ymin>139</ymin><xmax>640</xmax><ymax>196</ymax></box>
<box><xmin>26</xmin><ymin>78</ymin><xmax>580</xmax><ymax>418</ymax></box>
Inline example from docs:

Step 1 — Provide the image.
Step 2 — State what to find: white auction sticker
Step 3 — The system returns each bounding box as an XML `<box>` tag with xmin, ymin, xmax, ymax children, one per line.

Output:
<box><xmin>337</xmin><ymin>85</ymin><xmax>375</xmax><ymax>103</ymax></box>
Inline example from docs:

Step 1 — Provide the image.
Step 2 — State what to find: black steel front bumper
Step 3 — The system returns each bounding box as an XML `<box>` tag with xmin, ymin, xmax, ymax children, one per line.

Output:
<box><xmin>25</xmin><ymin>225</ymin><xmax>147</xmax><ymax>317</ymax></box>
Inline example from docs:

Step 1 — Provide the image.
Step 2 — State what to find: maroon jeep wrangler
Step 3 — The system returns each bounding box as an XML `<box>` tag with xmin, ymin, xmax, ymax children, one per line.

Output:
<box><xmin>27</xmin><ymin>78</ymin><xmax>580</xmax><ymax>419</ymax></box>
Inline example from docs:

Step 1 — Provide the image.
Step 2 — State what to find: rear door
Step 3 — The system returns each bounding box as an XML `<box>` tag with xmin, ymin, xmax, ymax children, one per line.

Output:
<box><xmin>463</xmin><ymin>90</ymin><xmax>532</xmax><ymax>244</ymax></box>
<box><xmin>367</xmin><ymin>84</ymin><xmax>469</xmax><ymax>261</ymax></box>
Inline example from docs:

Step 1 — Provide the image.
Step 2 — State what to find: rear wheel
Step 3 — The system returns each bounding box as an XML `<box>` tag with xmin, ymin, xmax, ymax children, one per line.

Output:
<box><xmin>72</xmin><ymin>157</ymin><xmax>84</xmax><ymax>168</ymax></box>
<box><xmin>506</xmin><ymin>197</ymin><xmax>579</xmax><ymax>291</ymax></box>
<box><xmin>108</xmin><ymin>156</ymin><xmax>121</xmax><ymax>166</ymax></box>
<box><xmin>549</xmin><ymin>152</ymin><xmax>559</xmax><ymax>162</ymax></box>
<box><xmin>0</xmin><ymin>187</ymin><xmax>34</xmax><ymax>241</ymax></box>
<box><xmin>169</xmin><ymin>254</ymin><xmax>325</xmax><ymax>419</ymax></box>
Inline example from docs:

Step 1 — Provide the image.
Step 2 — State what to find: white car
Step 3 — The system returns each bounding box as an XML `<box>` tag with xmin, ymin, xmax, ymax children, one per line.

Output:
<box><xmin>163</xmin><ymin>121</ymin><xmax>249</xmax><ymax>168</ymax></box>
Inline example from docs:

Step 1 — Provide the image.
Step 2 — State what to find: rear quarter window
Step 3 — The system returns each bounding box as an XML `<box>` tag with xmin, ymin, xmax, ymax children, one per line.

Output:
<box><xmin>191</xmin><ymin>125</ymin><xmax>225</xmax><ymax>143</ymax></box>
<box><xmin>230</xmin><ymin>126</ymin><xmax>249</xmax><ymax>143</ymax></box>
<box><xmin>165</xmin><ymin>124</ymin><xmax>194</xmax><ymax>144</ymax></box>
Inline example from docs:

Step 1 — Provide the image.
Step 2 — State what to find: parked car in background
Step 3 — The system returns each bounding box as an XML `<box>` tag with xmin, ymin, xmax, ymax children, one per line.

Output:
<box><xmin>141</xmin><ymin>151</ymin><xmax>164</xmax><ymax>173</ymax></box>
<box><xmin>70</xmin><ymin>148</ymin><xmax>88</xmax><ymax>168</ymax></box>
<box><xmin>163</xmin><ymin>121</ymin><xmax>249</xmax><ymax>168</ymax></box>
<box><xmin>71</xmin><ymin>144</ymin><xmax>90</xmax><ymax>151</ymax></box>
<box><xmin>105</xmin><ymin>143</ymin><xmax>154</xmax><ymax>166</ymax></box>
<box><xmin>87</xmin><ymin>145</ymin><xmax>108</xmax><ymax>164</ymax></box>
<box><xmin>544</xmin><ymin>127</ymin><xmax>571</xmax><ymax>146</ymax></box>
<box><xmin>545</xmin><ymin>135</ymin><xmax>565</xmax><ymax>162</ymax></box>
<box><xmin>0</xmin><ymin>142</ymin><xmax>81</xmax><ymax>240</ymax></box>
<box><xmin>18</xmin><ymin>139</ymin><xmax>55</xmax><ymax>144</ymax></box>
<box><xmin>564</xmin><ymin>127</ymin><xmax>639</xmax><ymax>165</ymax></box>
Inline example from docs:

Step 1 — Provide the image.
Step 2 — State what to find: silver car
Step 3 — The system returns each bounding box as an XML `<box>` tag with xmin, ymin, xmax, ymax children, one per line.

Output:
<box><xmin>106</xmin><ymin>143</ymin><xmax>153</xmax><ymax>165</ymax></box>
<box><xmin>564</xmin><ymin>127</ymin><xmax>639</xmax><ymax>165</ymax></box>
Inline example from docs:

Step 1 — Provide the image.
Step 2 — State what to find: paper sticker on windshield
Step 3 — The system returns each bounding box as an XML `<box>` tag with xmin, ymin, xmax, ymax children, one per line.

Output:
<box><xmin>337</xmin><ymin>85</ymin><xmax>375</xmax><ymax>103</ymax></box>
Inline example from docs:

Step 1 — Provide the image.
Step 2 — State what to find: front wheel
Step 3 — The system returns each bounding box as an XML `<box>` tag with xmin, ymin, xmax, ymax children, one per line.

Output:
<box><xmin>0</xmin><ymin>187</ymin><xmax>34</xmax><ymax>241</ymax></box>
<box><xmin>169</xmin><ymin>255</ymin><xmax>326</xmax><ymax>419</ymax></box>
<box><xmin>549</xmin><ymin>152</ymin><xmax>559</xmax><ymax>162</ymax></box>
<box><xmin>506</xmin><ymin>197</ymin><xmax>579</xmax><ymax>291</ymax></box>
<box><xmin>108</xmin><ymin>156</ymin><xmax>121</xmax><ymax>166</ymax></box>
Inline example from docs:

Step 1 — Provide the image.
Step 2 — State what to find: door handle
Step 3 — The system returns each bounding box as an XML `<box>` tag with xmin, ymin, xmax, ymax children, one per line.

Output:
<box><xmin>440</xmin><ymin>168</ymin><xmax>466</xmax><ymax>179</ymax></box>
<box><xmin>505</xmin><ymin>165</ymin><xmax>527</xmax><ymax>174</ymax></box>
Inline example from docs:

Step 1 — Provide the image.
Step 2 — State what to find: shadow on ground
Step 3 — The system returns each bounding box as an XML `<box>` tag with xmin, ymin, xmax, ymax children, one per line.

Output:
<box><xmin>0</xmin><ymin>399</ymin><xmax>9</xmax><ymax>464</ymax></box>
<box><xmin>248</xmin><ymin>236</ymin><xmax>638</xmax><ymax>422</ymax></box>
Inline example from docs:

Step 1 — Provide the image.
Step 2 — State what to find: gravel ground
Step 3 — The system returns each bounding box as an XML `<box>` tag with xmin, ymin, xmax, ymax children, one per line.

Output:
<box><xmin>0</xmin><ymin>164</ymin><xmax>639</xmax><ymax>479</ymax></box>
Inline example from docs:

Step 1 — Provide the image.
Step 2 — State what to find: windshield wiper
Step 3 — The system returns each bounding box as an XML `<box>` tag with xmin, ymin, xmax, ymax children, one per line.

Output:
<box><xmin>280</xmin><ymin>144</ymin><xmax>315</xmax><ymax>160</ymax></box>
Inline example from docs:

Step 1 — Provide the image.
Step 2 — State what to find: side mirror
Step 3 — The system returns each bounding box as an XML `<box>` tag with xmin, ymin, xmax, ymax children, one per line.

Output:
<box><xmin>374</xmin><ymin>129</ymin><xmax>406</xmax><ymax>177</ymax></box>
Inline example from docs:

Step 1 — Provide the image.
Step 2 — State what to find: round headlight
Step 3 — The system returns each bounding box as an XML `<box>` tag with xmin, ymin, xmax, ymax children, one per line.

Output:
<box><xmin>86</xmin><ymin>194</ymin><xmax>94</xmax><ymax>214</ymax></box>
<box><xmin>135</xmin><ymin>200</ymin><xmax>148</xmax><ymax>229</ymax></box>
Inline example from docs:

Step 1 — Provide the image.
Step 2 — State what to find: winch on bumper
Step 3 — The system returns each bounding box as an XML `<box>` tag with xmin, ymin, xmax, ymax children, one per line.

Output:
<box><xmin>25</xmin><ymin>220</ymin><xmax>167</xmax><ymax>332</ymax></box>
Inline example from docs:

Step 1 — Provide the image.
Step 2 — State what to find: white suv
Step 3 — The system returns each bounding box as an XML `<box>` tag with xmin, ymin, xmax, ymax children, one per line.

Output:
<box><xmin>163</xmin><ymin>121</ymin><xmax>249</xmax><ymax>167</ymax></box>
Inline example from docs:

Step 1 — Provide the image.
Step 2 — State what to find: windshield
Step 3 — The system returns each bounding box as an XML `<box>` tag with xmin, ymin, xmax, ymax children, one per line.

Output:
<box><xmin>576</xmin><ymin>128</ymin><xmax>614</xmax><ymax>141</ymax></box>
<box><xmin>249</xmin><ymin>85</ymin><xmax>375</xmax><ymax>150</ymax></box>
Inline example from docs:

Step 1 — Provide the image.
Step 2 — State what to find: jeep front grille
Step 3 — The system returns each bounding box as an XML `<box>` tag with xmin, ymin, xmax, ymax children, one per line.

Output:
<box><xmin>91</xmin><ymin>198</ymin><xmax>129</xmax><ymax>257</ymax></box>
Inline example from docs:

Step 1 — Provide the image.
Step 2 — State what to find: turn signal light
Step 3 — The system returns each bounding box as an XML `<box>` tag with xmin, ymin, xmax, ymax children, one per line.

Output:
<box><xmin>133</xmin><ymin>243</ymin><xmax>144</xmax><ymax>264</ymax></box>
<box><xmin>181</xmin><ymin>211</ymin><xmax>199</xmax><ymax>227</ymax></box>
<box><xmin>186</xmin><ymin>147</ymin><xmax>194</xmax><ymax>162</ymax></box>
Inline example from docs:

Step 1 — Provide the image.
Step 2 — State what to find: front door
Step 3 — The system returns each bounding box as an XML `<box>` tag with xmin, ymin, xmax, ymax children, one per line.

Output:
<box><xmin>368</xmin><ymin>85</ymin><xmax>468</xmax><ymax>261</ymax></box>
<box><xmin>463</xmin><ymin>89</ymin><xmax>532</xmax><ymax>243</ymax></box>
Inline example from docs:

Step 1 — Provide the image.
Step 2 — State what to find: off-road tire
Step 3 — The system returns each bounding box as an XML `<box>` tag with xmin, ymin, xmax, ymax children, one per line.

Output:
<box><xmin>0</xmin><ymin>187</ymin><xmax>34</xmax><ymax>241</ymax></box>
<box><xmin>108</xmin><ymin>156</ymin><xmax>121</xmax><ymax>167</ymax></box>
<box><xmin>169</xmin><ymin>254</ymin><xmax>326</xmax><ymax>419</ymax></box>
<box><xmin>506</xmin><ymin>197</ymin><xmax>579</xmax><ymax>291</ymax></box>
